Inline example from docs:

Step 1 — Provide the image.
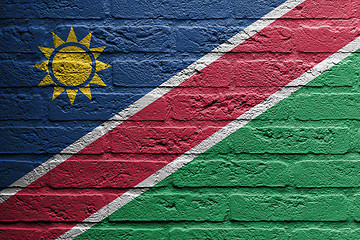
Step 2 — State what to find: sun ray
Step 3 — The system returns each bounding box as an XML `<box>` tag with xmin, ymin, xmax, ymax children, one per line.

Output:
<box><xmin>34</xmin><ymin>61</ymin><xmax>49</xmax><ymax>72</ymax></box>
<box><xmin>96</xmin><ymin>61</ymin><xmax>111</xmax><ymax>72</ymax></box>
<box><xmin>67</xmin><ymin>27</ymin><xmax>78</xmax><ymax>43</ymax></box>
<box><xmin>53</xmin><ymin>86</ymin><xmax>65</xmax><ymax>100</ymax></box>
<box><xmin>79</xmin><ymin>85</ymin><xmax>92</xmax><ymax>99</ymax></box>
<box><xmin>53</xmin><ymin>33</ymin><xmax>65</xmax><ymax>48</ymax></box>
<box><xmin>38</xmin><ymin>47</ymin><xmax>54</xmax><ymax>59</ymax></box>
<box><xmin>38</xmin><ymin>74</ymin><xmax>55</xmax><ymax>86</ymax></box>
<box><xmin>90</xmin><ymin>46</ymin><xmax>106</xmax><ymax>59</ymax></box>
<box><xmin>90</xmin><ymin>73</ymin><xmax>106</xmax><ymax>86</ymax></box>
<box><xmin>66</xmin><ymin>89</ymin><xmax>78</xmax><ymax>105</ymax></box>
<box><xmin>79</xmin><ymin>33</ymin><xmax>92</xmax><ymax>48</ymax></box>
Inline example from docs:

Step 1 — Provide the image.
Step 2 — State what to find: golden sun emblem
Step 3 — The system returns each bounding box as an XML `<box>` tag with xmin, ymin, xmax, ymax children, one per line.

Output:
<box><xmin>34</xmin><ymin>27</ymin><xmax>111</xmax><ymax>105</ymax></box>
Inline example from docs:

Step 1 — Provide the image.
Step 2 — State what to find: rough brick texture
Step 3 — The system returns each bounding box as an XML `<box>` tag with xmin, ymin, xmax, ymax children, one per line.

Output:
<box><xmin>2</xmin><ymin>0</ymin><xmax>360</xmax><ymax>239</ymax></box>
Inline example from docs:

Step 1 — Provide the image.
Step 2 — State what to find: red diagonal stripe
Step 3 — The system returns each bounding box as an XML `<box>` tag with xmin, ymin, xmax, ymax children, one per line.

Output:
<box><xmin>1</xmin><ymin>0</ymin><xmax>359</xmax><ymax>239</ymax></box>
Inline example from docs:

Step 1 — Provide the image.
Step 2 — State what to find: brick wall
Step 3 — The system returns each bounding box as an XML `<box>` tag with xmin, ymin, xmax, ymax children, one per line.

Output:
<box><xmin>1</xmin><ymin>0</ymin><xmax>360</xmax><ymax>239</ymax></box>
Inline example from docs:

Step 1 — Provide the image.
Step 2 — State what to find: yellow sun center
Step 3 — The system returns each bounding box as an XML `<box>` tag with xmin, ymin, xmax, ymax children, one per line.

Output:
<box><xmin>52</xmin><ymin>46</ymin><xmax>92</xmax><ymax>87</ymax></box>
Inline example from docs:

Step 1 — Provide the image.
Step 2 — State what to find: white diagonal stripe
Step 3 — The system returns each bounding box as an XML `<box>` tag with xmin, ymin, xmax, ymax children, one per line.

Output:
<box><xmin>0</xmin><ymin>0</ymin><xmax>307</xmax><ymax>204</ymax></box>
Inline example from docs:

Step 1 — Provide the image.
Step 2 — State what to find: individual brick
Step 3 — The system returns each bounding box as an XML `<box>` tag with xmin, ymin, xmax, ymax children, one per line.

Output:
<box><xmin>109</xmin><ymin>194</ymin><xmax>226</xmax><ymax>221</ymax></box>
<box><xmin>91</xmin><ymin>26</ymin><xmax>175</xmax><ymax>53</ymax></box>
<box><xmin>283</xmin><ymin>0</ymin><xmax>356</xmax><ymax>19</ymax></box>
<box><xmin>230</xmin><ymin>194</ymin><xmax>349</xmax><ymax>221</ymax></box>
<box><xmin>48</xmin><ymin>160</ymin><xmax>167</xmax><ymax>188</ymax></box>
<box><xmin>112</xmin><ymin>60</ymin><xmax>192</xmax><ymax>87</ymax></box>
<box><xmin>0</xmin><ymin>193</ymin><xmax>108</xmax><ymax>222</ymax></box>
<box><xmin>0</xmin><ymin>225</ymin><xmax>77</xmax><ymax>240</ymax></box>
<box><xmin>228</xmin><ymin>60</ymin><xmax>313</xmax><ymax>87</ymax></box>
<box><xmin>0</xmin><ymin>27</ymin><xmax>47</xmax><ymax>53</ymax></box>
<box><xmin>232</xmin><ymin>26</ymin><xmax>294</xmax><ymax>53</ymax></box>
<box><xmin>0</xmin><ymin>0</ymin><xmax>105</xmax><ymax>19</ymax></box>
<box><xmin>293</xmin><ymin>94</ymin><xmax>360</xmax><ymax>120</ymax></box>
<box><xmin>292</xmin><ymin>161</ymin><xmax>360</xmax><ymax>187</ymax></box>
<box><xmin>307</xmin><ymin>56</ymin><xmax>360</xmax><ymax>87</ymax></box>
<box><xmin>0</xmin><ymin>161</ymin><xmax>40</xmax><ymax>188</ymax></box>
<box><xmin>174</xmin><ymin>26</ymin><xmax>242</xmax><ymax>53</ymax></box>
<box><xmin>234</xmin><ymin>0</ymin><xmax>289</xmax><ymax>19</ymax></box>
<box><xmin>167</xmin><ymin>93</ymin><xmax>264</xmax><ymax>121</ymax></box>
<box><xmin>170</xmin><ymin>228</ymin><xmax>287</xmax><ymax>240</ymax></box>
<box><xmin>112</xmin><ymin>0</ymin><xmax>232</xmax><ymax>19</ymax></box>
<box><xmin>0</xmin><ymin>60</ymin><xmax>46</xmax><ymax>87</ymax></box>
<box><xmin>290</xmin><ymin>229</ymin><xmax>352</xmax><ymax>240</ymax></box>
<box><xmin>14</xmin><ymin>25</ymin><xmax>175</xmax><ymax>54</ymax></box>
<box><xmin>48</xmin><ymin>93</ymin><xmax>146</xmax><ymax>121</ymax></box>
<box><xmin>0</xmin><ymin>228</ymin><xmax>50</xmax><ymax>240</ymax></box>
<box><xmin>128</xmin><ymin>97</ymin><xmax>168</xmax><ymax>121</ymax></box>
<box><xmin>173</xmin><ymin>160</ymin><xmax>289</xmax><ymax>187</ymax></box>
<box><xmin>208</xmin><ymin>127</ymin><xmax>352</xmax><ymax>154</ymax></box>
<box><xmin>0</xmin><ymin>94</ymin><xmax>44</xmax><ymax>120</ymax></box>
<box><xmin>77</xmin><ymin>228</ymin><xmax>166</xmax><ymax>240</ymax></box>
<box><xmin>0</xmin><ymin>127</ymin><xmax>103</xmax><ymax>154</ymax></box>
<box><xmin>108</xmin><ymin>126</ymin><xmax>202</xmax><ymax>154</ymax></box>
<box><xmin>295</xmin><ymin>26</ymin><xmax>356</xmax><ymax>53</ymax></box>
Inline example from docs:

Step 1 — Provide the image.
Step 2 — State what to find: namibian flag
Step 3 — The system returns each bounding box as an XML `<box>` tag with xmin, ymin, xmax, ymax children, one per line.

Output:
<box><xmin>1</xmin><ymin>0</ymin><xmax>360</xmax><ymax>239</ymax></box>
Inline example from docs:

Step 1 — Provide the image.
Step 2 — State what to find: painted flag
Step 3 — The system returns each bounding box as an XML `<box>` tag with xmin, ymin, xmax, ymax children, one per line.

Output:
<box><xmin>1</xmin><ymin>0</ymin><xmax>360</xmax><ymax>239</ymax></box>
